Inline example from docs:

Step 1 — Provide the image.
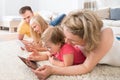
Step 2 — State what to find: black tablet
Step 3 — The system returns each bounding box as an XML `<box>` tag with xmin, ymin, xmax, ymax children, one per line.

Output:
<box><xmin>18</xmin><ymin>56</ymin><xmax>38</xmax><ymax>70</ymax></box>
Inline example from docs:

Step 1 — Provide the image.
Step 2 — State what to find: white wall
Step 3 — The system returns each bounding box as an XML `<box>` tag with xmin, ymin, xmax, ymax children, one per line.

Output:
<box><xmin>0</xmin><ymin>0</ymin><xmax>39</xmax><ymax>16</ymax></box>
<box><xmin>38</xmin><ymin>0</ymin><xmax>81</xmax><ymax>14</ymax></box>
<box><xmin>0</xmin><ymin>0</ymin><xmax>120</xmax><ymax>16</ymax></box>
<box><xmin>0</xmin><ymin>0</ymin><xmax>5</xmax><ymax>16</ymax></box>
<box><xmin>78</xmin><ymin>0</ymin><xmax>84</xmax><ymax>9</ymax></box>
<box><xmin>0</xmin><ymin>0</ymin><xmax>84</xmax><ymax>16</ymax></box>
<box><xmin>96</xmin><ymin>0</ymin><xmax>120</xmax><ymax>9</ymax></box>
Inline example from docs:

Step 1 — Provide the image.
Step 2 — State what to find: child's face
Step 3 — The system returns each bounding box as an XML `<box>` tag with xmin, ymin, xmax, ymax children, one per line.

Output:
<box><xmin>43</xmin><ymin>41</ymin><xmax>61</xmax><ymax>55</ymax></box>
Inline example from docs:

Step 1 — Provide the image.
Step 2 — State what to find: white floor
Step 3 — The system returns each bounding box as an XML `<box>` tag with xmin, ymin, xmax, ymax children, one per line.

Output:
<box><xmin>0</xmin><ymin>30</ymin><xmax>17</xmax><ymax>42</ymax></box>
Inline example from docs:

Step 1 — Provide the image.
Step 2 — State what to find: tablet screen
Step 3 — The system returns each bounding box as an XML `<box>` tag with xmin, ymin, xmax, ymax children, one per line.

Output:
<box><xmin>18</xmin><ymin>56</ymin><xmax>38</xmax><ymax>70</ymax></box>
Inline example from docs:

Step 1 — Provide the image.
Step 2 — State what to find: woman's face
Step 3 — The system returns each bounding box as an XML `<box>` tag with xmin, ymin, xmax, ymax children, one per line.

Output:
<box><xmin>63</xmin><ymin>27</ymin><xmax>85</xmax><ymax>46</ymax></box>
<box><xmin>31</xmin><ymin>23</ymin><xmax>42</xmax><ymax>34</ymax></box>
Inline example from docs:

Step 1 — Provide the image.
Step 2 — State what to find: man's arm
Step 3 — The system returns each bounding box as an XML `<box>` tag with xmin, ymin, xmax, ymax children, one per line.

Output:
<box><xmin>18</xmin><ymin>34</ymin><xmax>24</xmax><ymax>40</ymax></box>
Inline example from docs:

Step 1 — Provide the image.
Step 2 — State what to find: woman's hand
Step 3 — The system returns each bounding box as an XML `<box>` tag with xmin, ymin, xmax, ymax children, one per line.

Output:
<box><xmin>28</xmin><ymin>51</ymin><xmax>49</xmax><ymax>61</ymax></box>
<box><xmin>32</xmin><ymin>65</ymin><xmax>53</xmax><ymax>80</ymax></box>
<box><xmin>25</xmin><ymin>43</ymin><xmax>34</xmax><ymax>52</ymax></box>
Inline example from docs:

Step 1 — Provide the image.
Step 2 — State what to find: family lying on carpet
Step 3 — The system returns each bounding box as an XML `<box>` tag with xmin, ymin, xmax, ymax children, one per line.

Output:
<box><xmin>17</xmin><ymin>6</ymin><xmax>120</xmax><ymax>80</ymax></box>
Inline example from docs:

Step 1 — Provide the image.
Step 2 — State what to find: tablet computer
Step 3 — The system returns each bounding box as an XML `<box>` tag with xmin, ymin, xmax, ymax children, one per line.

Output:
<box><xmin>18</xmin><ymin>56</ymin><xmax>38</xmax><ymax>70</ymax></box>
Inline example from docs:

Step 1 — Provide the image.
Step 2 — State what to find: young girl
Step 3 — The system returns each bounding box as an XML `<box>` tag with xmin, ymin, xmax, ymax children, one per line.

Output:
<box><xmin>28</xmin><ymin>27</ymin><xmax>86</xmax><ymax>67</ymax></box>
<box><xmin>22</xmin><ymin>14</ymin><xmax>66</xmax><ymax>52</ymax></box>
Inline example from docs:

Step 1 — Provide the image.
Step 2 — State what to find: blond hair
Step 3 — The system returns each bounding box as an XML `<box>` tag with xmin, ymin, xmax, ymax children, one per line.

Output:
<box><xmin>62</xmin><ymin>10</ymin><xmax>103</xmax><ymax>52</ymax></box>
<box><xmin>41</xmin><ymin>27</ymin><xmax>65</xmax><ymax>45</ymax></box>
<box><xmin>30</xmin><ymin>14</ymin><xmax>48</xmax><ymax>45</ymax></box>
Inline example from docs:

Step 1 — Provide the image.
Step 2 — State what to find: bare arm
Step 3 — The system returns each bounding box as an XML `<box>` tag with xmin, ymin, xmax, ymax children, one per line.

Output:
<box><xmin>28</xmin><ymin>51</ymin><xmax>49</xmax><ymax>61</ymax></box>
<box><xmin>49</xmin><ymin>54</ymin><xmax>73</xmax><ymax>67</ymax></box>
<box><xmin>24</xmin><ymin>41</ymin><xmax>47</xmax><ymax>52</ymax></box>
<box><xmin>18</xmin><ymin>34</ymin><xmax>24</xmax><ymax>40</ymax></box>
<box><xmin>51</xmin><ymin>28</ymin><xmax>114</xmax><ymax>75</ymax></box>
<box><xmin>33</xmin><ymin>44</ymin><xmax>47</xmax><ymax>52</ymax></box>
<box><xmin>33</xmin><ymin>28</ymin><xmax>114</xmax><ymax>80</ymax></box>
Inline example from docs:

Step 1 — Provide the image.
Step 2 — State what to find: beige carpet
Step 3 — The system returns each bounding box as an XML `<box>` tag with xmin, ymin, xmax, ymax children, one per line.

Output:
<box><xmin>39</xmin><ymin>61</ymin><xmax>120</xmax><ymax>80</ymax></box>
<box><xmin>0</xmin><ymin>40</ymin><xmax>120</xmax><ymax>80</ymax></box>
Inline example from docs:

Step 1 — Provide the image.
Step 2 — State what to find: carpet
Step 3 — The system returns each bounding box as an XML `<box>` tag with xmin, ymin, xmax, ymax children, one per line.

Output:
<box><xmin>0</xmin><ymin>40</ymin><xmax>120</xmax><ymax>80</ymax></box>
<box><xmin>39</xmin><ymin>61</ymin><xmax>120</xmax><ymax>80</ymax></box>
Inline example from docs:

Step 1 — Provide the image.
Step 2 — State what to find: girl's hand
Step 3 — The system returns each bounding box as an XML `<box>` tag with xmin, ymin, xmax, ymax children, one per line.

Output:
<box><xmin>47</xmin><ymin>52</ymin><xmax>53</xmax><ymax>57</ymax></box>
<box><xmin>49</xmin><ymin>56</ymin><xmax>55</xmax><ymax>64</ymax></box>
<box><xmin>32</xmin><ymin>65</ymin><xmax>53</xmax><ymax>80</ymax></box>
<box><xmin>27</xmin><ymin>52</ymin><xmax>40</xmax><ymax>61</ymax></box>
<box><xmin>27</xmin><ymin>55</ymin><xmax>41</xmax><ymax>61</ymax></box>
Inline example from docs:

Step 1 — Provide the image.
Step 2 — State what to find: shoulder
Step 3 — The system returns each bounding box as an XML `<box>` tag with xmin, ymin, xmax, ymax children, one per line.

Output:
<box><xmin>80</xmin><ymin>28</ymin><xmax>114</xmax><ymax>71</ymax></box>
<box><xmin>101</xmin><ymin>28</ymin><xmax>113</xmax><ymax>41</ymax></box>
<box><xmin>101</xmin><ymin>27</ymin><xmax>112</xmax><ymax>33</ymax></box>
<box><xmin>62</xmin><ymin>44</ymin><xmax>74</xmax><ymax>49</ymax></box>
<box><xmin>61</xmin><ymin>44</ymin><xmax>76</xmax><ymax>53</ymax></box>
<box><xmin>18</xmin><ymin>20</ymin><xmax>28</xmax><ymax>27</ymax></box>
<box><xmin>17</xmin><ymin>22</ymin><xmax>30</xmax><ymax>33</ymax></box>
<box><xmin>90</xmin><ymin>27</ymin><xmax>114</xmax><ymax>56</ymax></box>
<box><xmin>34</xmin><ymin>12</ymin><xmax>40</xmax><ymax>16</ymax></box>
<box><xmin>85</xmin><ymin>28</ymin><xmax>114</xmax><ymax>58</ymax></box>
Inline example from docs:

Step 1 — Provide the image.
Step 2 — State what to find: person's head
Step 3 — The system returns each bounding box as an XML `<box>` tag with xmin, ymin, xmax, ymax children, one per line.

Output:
<box><xmin>30</xmin><ymin>14</ymin><xmax>48</xmax><ymax>44</ymax></box>
<box><xmin>41</xmin><ymin>27</ymin><xmax>65</xmax><ymax>54</ymax></box>
<box><xmin>19</xmin><ymin>6</ymin><xmax>34</xmax><ymax>23</ymax></box>
<box><xmin>62</xmin><ymin>10</ymin><xmax>103</xmax><ymax>52</ymax></box>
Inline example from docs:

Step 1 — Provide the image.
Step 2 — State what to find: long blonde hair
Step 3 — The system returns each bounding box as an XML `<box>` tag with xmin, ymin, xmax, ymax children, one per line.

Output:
<box><xmin>30</xmin><ymin>14</ymin><xmax>48</xmax><ymax>45</ymax></box>
<box><xmin>62</xmin><ymin>10</ymin><xmax>103</xmax><ymax>52</ymax></box>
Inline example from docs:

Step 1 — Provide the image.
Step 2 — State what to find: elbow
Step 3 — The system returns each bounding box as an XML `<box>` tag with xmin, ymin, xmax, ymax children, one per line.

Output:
<box><xmin>18</xmin><ymin>34</ymin><xmax>24</xmax><ymax>40</ymax></box>
<box><xmin>64</xmin><ymin>62</ymin><xmax>73</xmax><ymax>67</ymax></box>
<box><xmin>58</xmin><ymin>63</ymin><xmax>71</xmax><ymax>67</ymax></box>
<box><xmin>81</xmin><ymin>64</ymin><xmax>95</xmax><ymax>74</ymax></box>
<box><xmin>83</xmin><ymin>68</ymin><xmax>93</xmax><ymax>74</ymax></box>
<box><xmin>18</xmin><ymin>37</ymin><xmax>23</xmax><ymax>40</ymax></box>
<box><xmin>58</xmin><ymin>63</ymin><xmax>66</xmax><ymax>67</ymax></box>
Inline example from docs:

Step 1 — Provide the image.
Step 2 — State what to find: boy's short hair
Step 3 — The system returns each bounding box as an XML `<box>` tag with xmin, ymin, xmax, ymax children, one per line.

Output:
<box><xmin>19</xmin><ymin>6</ymin><xmax>33</xmax><ymax>14</ymax></box>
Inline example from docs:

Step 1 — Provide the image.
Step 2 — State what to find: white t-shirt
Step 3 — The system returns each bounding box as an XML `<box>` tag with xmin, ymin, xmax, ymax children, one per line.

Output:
<box><xmin>99</xmin><ymin>27</ymin><xmax>120</xmax><ymax>66</ymax></box>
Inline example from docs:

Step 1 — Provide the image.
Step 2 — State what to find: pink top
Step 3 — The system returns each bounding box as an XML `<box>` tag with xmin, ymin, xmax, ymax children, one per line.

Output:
<box><xmin>53</xmin><ymin>44</ymin><xmax>86</xmax><ymax>65</ymax></box>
